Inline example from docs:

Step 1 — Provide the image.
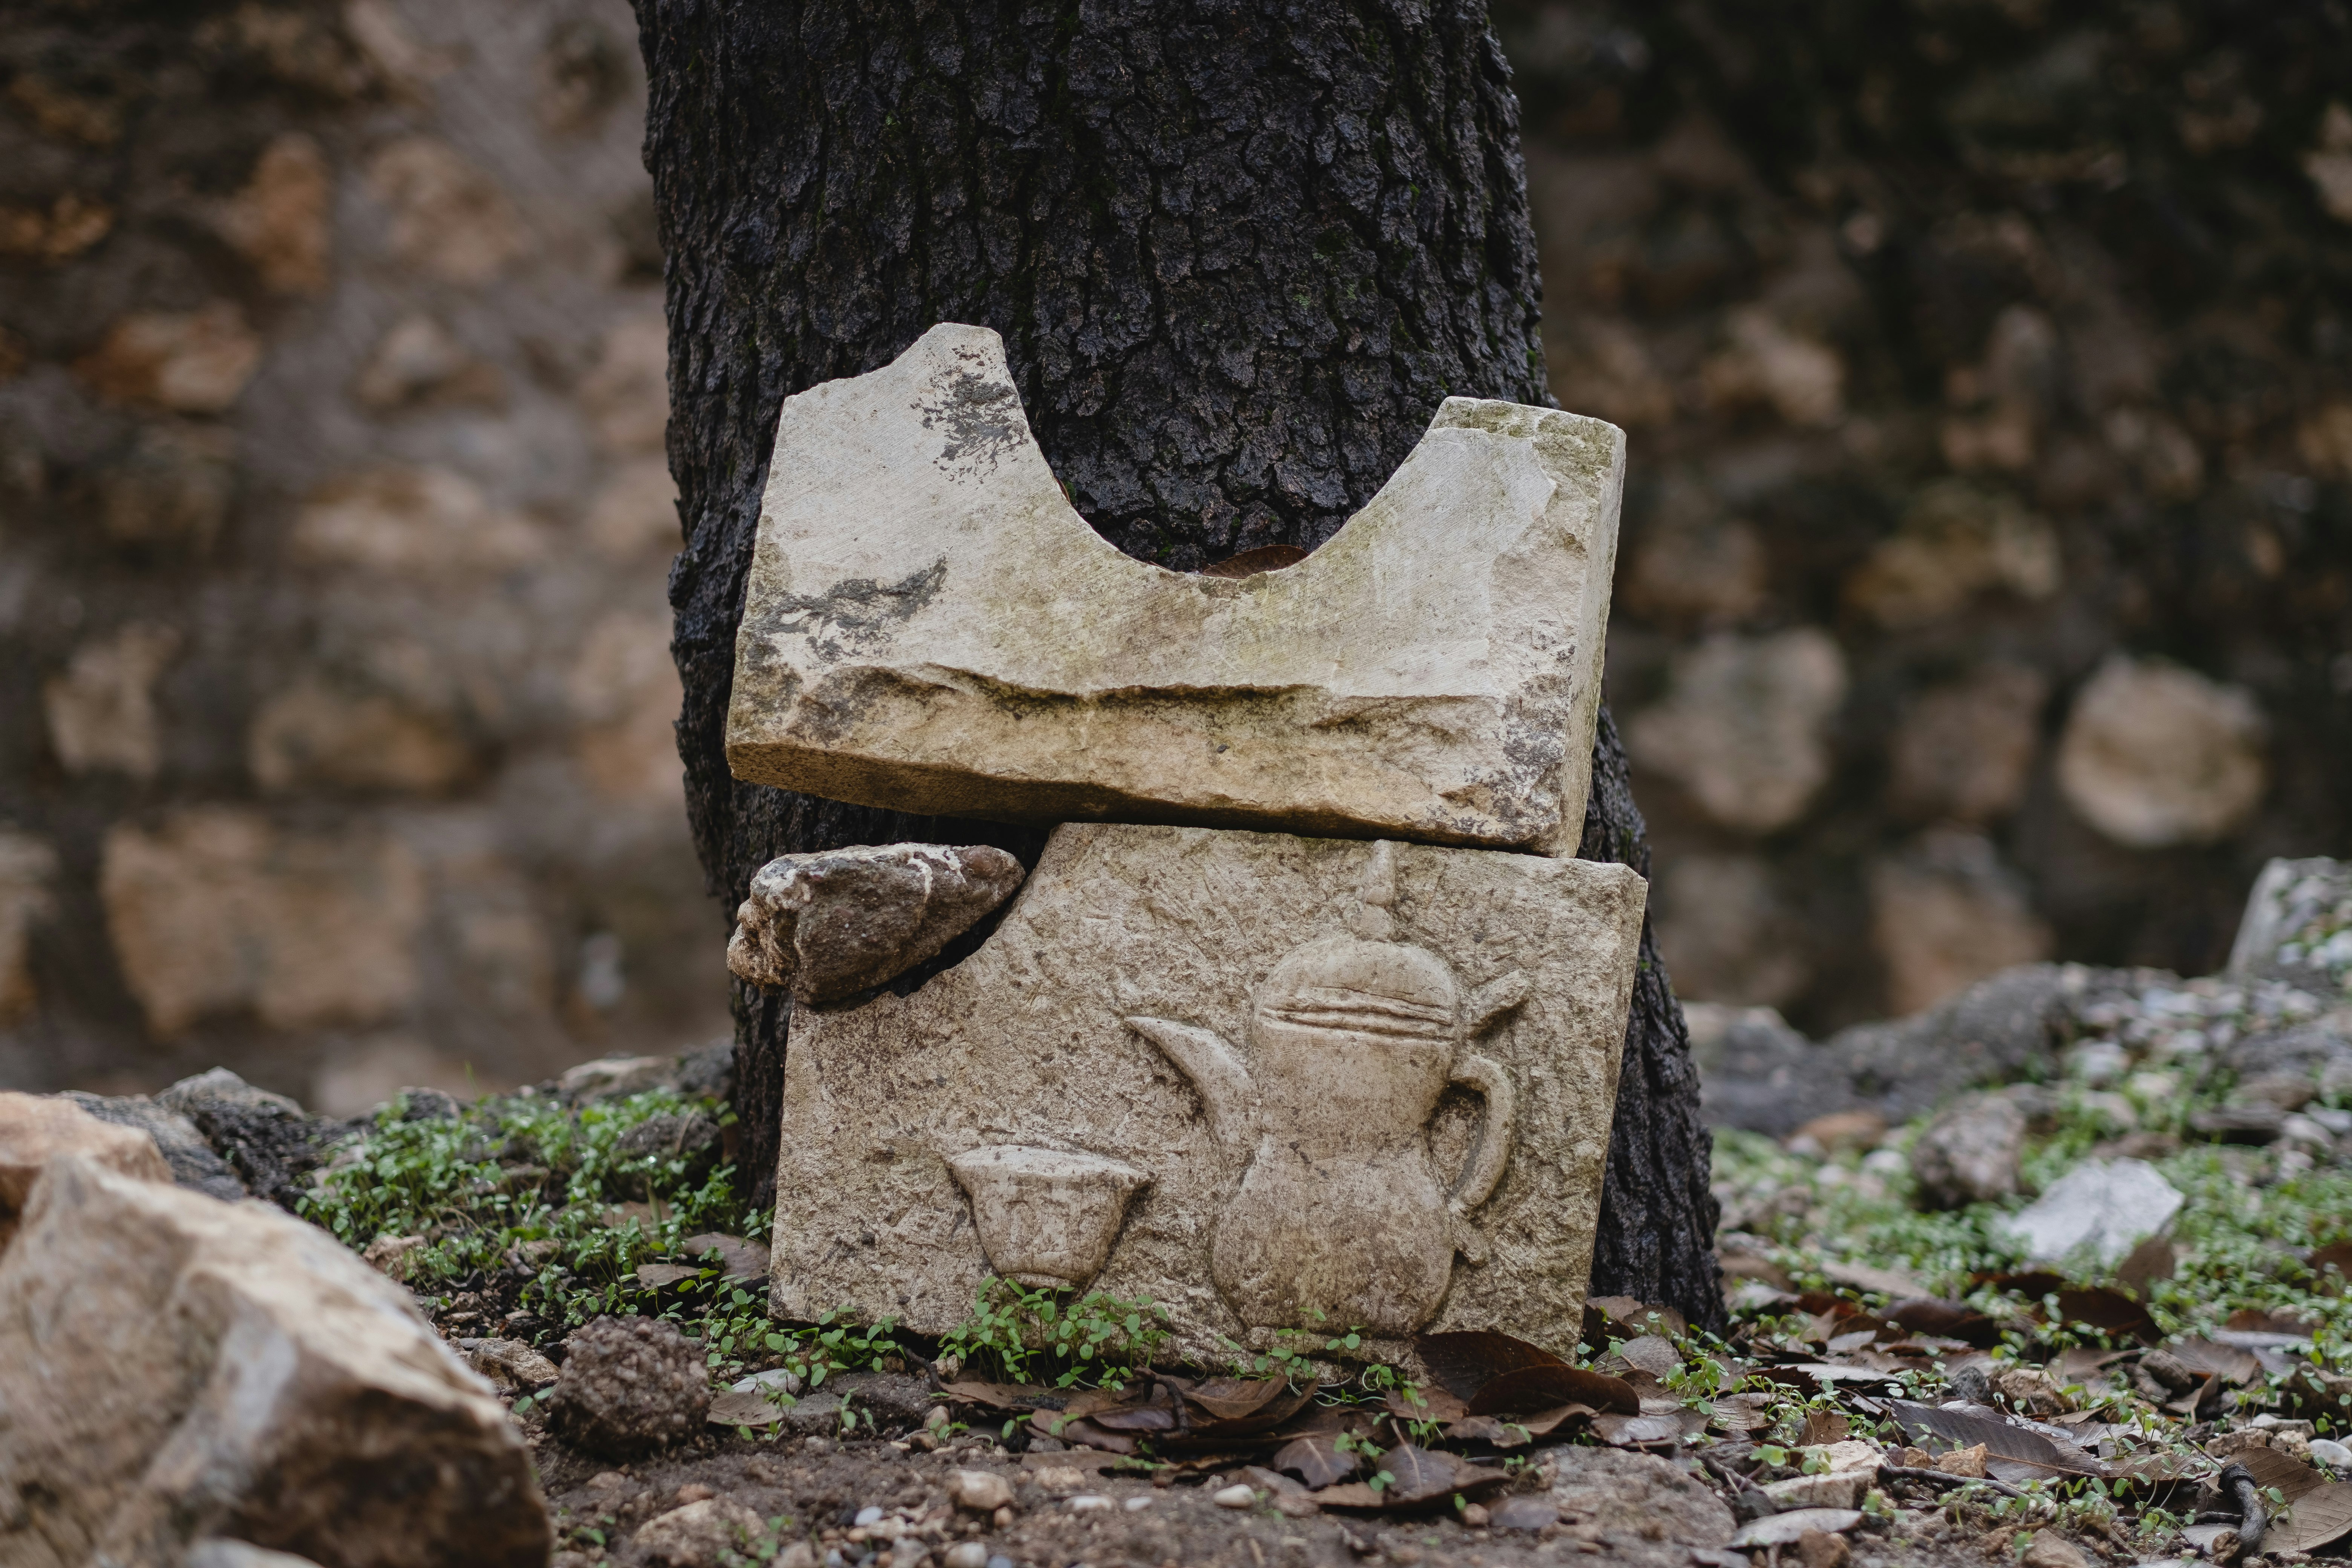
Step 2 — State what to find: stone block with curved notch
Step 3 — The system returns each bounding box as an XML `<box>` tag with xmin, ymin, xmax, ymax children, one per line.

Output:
<box><xmin>725</xmin><ymin>323</ymin><xmax>1625</xmax><ymax>853</ymax></box>
<box><xmin>769</xmin><ymin>823</ymin><xmax>1646</xmax><ymax>1363</ymax></box>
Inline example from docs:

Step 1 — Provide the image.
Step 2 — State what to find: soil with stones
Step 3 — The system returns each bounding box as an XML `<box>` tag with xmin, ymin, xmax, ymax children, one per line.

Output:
<box><xmin>527</xmin><ymin>1425</ymin><xmax>1989</xmax><ymax>1568</ymax></box>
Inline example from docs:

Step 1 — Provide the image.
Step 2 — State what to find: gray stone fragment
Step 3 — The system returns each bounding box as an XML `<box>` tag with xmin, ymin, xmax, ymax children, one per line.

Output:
<box><xmin>676</xmin><ymin>1037</ymin><xmax>738</xmax><ymax>1101</ymax></box>
<box><xmin>632</xmin><ymin>1498</ymin><xmax>767</xmax><ymax>1568</ymax></box>
<box><xmin>2189</xmin><ymin>1104</ymin><xmax>2287</xmax><ymax>1143</ymax></box>
<box><xmin>2228</xmin><ymin>1017</ymin><xmax>2352</xmax><ymax>1087</ymax></box>
<box><xmin>555</xmin><ymin>1054</ymin><xmax>677</xmax><ymax>1102</ymax></box>
<box><xmin>1824</xmin><ymin>964</ymin><xmax>2076</xmax><ymax>1121</ymax></box>
<box><xmin>545</xmin><ymin>1316</ymin><xmax>710</xmax><ymax>1458</ymax></box>
<box><xmin>1909</xmin><ymin>1092</ymin><xmax>2027</xmax><ymax>1211</ymax></box>
<box><xmin>2229</xmin><ymin>857</ymin><xmax>2352</xmax><ymax>995</ymax></box>
<box><xmin>616</xmin><ymin>1110</ymin><xmax>723</xmax><ymax>1165</ymax></box>
<box><xmin>58</xmin><ymin>1090</ymin><xmax>245</xmax><ymax>1200</ymax></box>
<box><xmin>775</xmin><ymin>1372</ymin><xmax>937</xmax><ymax>1438</ymax></box>
<box><xmin>1546</xmin><ymin>1446</ymin><xmax>1735</xmax><ymax>1549</ymax></box>
<box><xmin>1685</xmin><ymin>1003</ymin><xmax>1852</xmax><ymax>1136</ymax></box>
<box><xmin>456</xmin><ymin>1336</ymin><xmax>560</xmax><ymax>1391</ymax></box>
<box><xmin>727</xmin><ymin>843</ymin><xmax>1025</xmax><ymax>1004</ymax></box>
<box><xmin>156</xmin><ymin>1067</ymin><xmax>344</xmax><ymax>1210</ymax></box>
<box><xmin>1998</xmin><ymin>1158</ymin><xmax>2183</xmax><ymax>1266</ymax></box>
<box><xmin>395</xmin><ymin>1087</ymin><xmax>462</xmax><ymax>1121</ymax></box>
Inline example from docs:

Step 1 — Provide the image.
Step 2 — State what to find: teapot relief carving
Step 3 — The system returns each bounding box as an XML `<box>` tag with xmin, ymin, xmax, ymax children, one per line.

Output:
<box><xmin>1123</xmin><ymin>843</ymin><xmax>1527</xmax><ymax>1337</ymax></box>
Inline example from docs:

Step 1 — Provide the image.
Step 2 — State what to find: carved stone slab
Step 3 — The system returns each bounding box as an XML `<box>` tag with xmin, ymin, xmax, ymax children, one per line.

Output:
<box><xmin>726</xmin><ymin>324</ymin><xmax>1625</xmax><ymax>854</ymax></box>
<box><xmin>769</xmin><ymin>823</ymin><xmax>1646</xmax><ymax>1363</ymax></box>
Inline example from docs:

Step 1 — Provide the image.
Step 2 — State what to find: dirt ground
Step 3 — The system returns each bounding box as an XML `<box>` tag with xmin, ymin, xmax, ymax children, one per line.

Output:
<box><xmin>525</xmin><ymin>1418</ymin><xmax>2011</xmax><ymax>1568</ymax></box>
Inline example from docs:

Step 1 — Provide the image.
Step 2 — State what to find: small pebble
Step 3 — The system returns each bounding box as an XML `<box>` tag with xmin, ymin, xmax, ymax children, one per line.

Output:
<box><xmin>1460</xmin><ymin>1503</ymin><xmax>1489</xmax><ymax>1528</ymax></box>
<box><xmin>949</xmin><ymin>1471</ymin><xmax>1014</xmax><ymax>1513</ymax></box>
<box><xmin>1213</xmin><ymin>1484</ymin><xmax>1257</xmax><ymax>1510</ymax></box>
<box><xmin>943</xmin><ymin>1545</ymin><xmax>989</xmax><ymax>1568</ymax></box>
<box><xmin>2313</xmin><ymin>1438</ymin><xmax>2352</xmax><ymax>1470</ymax></box>
<box><xmin>1069</xmin><ymin>1495</ymin><xmax>1114</xmax><ymax>1512</ymax></box>
<box><xmin>986</xmin><ymin>1558</ymin><xmax>1014</xmax><ymax>1568</ymax></box>
<box><xmin>678</xmin><ymin>1483</ymin><xmax>717</xmax><ymax>1504</ymax></box>
<box><xmin>856</xmin><ymin>1507</ymin><xmax>885</xmax><ymax>1527</ymax></box>
<box><xmin>1124</xmin><ymin>1495</ymin><xmax>1155</xmax><ymax>1512</ymax></box>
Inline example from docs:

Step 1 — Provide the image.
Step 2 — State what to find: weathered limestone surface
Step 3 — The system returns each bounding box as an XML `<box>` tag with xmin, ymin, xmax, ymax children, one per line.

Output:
<box><xmin>0</xmin><ymin>1156</ymin><xmax>548</xmax><ymax>1568</ymax></box>
<box><xmin>0</xmin><ymin>1090</ymin><xmax>171</xmax><ymax>1248</ymax></box>
<box><xmin>726</xmin><ymin>324</ymin><xmax>1625</xmax><ymax>853</ymax></box>
<box><xmin>727</xmin><ymin>842</ymin><xmax>1025</xmax><ymax>1003</ymax></box>
<box><xmin>2230</xmin><ymin>856</ymin><xmax>2352</xmax><ymax>997</ymax></box>
<box><xmin>770</xmin><ymin>824</ymin><xmax>1646</xmax><ymax>1362</ymax></box>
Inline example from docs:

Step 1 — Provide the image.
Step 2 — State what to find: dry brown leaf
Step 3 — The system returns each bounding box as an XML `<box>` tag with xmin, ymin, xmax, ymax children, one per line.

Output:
<box><xmin>1464</xmin><ymin>1363</ymin><xmax>1639</xmax><ymax>1417</ymax></box>
<box><xmin>2236</xmin><ymin>1445</ymin><xmax>2326</xmax><ymax>1504</ymax></box>
<box><xmin>1416</xmin><ymin>1330</ymin><xmax>1570</xmax><ymax>1399</ymax></box>
<box><xmin>1885</xmin><ymin>1297</ymin><xmax>2003</xmax><ymax>1348</ymax></box>
<box><xmin>2309</xmin><ymin>1240</ymin><xmax>2352</xmax><ymax>1294</ymax></box>
<box><xmin>1446</xmin><ymin>1404</ymin><xmax>1589</xmax><ymax>1449</ymax></box>
<box><xmin>1709</xmin><ymin>1393</ymin><xmax>1775</xmax><ymax>1433</ymax></box>
<box><xmin>2045</xmin><ymin>1286</ymin><xmax>2159</xmax><ymax>1343</ymax></box>
<box><xmin>680</xmin><ymin>1231</ymin><xmax>768</xmax><ymax>1280</ymax></box>
<box><xmin>2272</xmin><ymin>1481</ymin><xmax>2352</xmax><ymax>1554</ymax></box>
<box><xmin>1821</xmin><ymin>1260</ymin><xmax>1928</xmax><ymax>1298</ymax></box>
<box><xmin>1384</xmin><ymin>1384</ymin><xmax>1471</xmax><ymax>1424</ymax></box>
<box><xmin>1182</xmin><ymin>1377</ymin><xmax>1296</xmax><ymax>1421</ymax></box>
<box><xmin>1590</xmin><ymin>1410</ymin><xmax>1700</xmax><ymax>1446</ymax></box>
<box><xmin>2055</xmin><ymin>1347</ymin><xmax>2128</xmax><ymax>1386</ymax></box>
<box><xmin>1583</xmin><ymin>1295</ymin><xmax>1687</xmax><ymax>1344</ymax></box>
<box><xmin>1312</xmin><ymin>1444</ymin><xmax>1509</xmax><ymax>1511</ymax></box>
<box><xmin>1882</xmin><ymin>1400</ymin><xmax>2106</xmax><ymax>1479</ymax></box>
<box><xmin>2167</xmin><ymin>1336</ymin><xmax>2262</xmax><ymax>1386</ymax></box>
<box><xmin>1801</xmin><ymin>1409</ymin><xmax>1851</xmax><ymax>1446</ymax></box>
<box><xmin>2115</xmin><ymin>1234</ymin><xmax>2176</xmax><ymax>1298</ymax></box>
<box><xmin>1271</xmin><ymin>1431</ymin><xmax>1361</xmax><ymax>1490</ymax></box>
<box><xmin>1617</xmin><ymin>1333</ymin><xmax>1683</xmax><ymax>1378</ymax></box>
<box><xmin>705</xmin><ymin>1388</ymin><xmax>787</xmax><ymax>1427</ymax></box>
<box><xmin>2226</xmin><ymin>1305</ymin><xmax>2321</xmax><ymax>1336</ymax></box>
<box><xmin>941</xmin><ymin>1379</ymin><xmax>1066</xmax><ymax>1413</ymax></box>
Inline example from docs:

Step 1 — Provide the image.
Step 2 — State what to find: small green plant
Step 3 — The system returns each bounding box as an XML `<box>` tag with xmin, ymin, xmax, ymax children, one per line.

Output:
<box><xmin>300</xmin><ymin>1086</ymin><xmax>762</xmax><ymax>1334</ymax></box>
<box><xmin>936</xmin><ymin>1276</ymin><xmax>1170</xmax><ymax>1387</ymax></box>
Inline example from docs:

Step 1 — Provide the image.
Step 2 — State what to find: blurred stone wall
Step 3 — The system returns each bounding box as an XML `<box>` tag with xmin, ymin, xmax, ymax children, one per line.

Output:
<box><xmin>1496</xmin><ymin>0</ymin><xmax>2352</xmax><ymax>1031</ymax></box>
<box><xmin>0</xmin><ymin>0</ymin><xmax>728</xmax><ymax>1111</ymax></box>
<box><xmin>8</xmin><ymin>0</ymin><xmax>2350</xmax><ymax>1105</ymax></box>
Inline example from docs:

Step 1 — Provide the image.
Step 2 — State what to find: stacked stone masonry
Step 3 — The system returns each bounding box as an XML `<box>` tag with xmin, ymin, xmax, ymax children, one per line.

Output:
<box><xmin>0</xmin><ymin>0</ymin><xmax>726</xmax><ymax>1105</ymax></box>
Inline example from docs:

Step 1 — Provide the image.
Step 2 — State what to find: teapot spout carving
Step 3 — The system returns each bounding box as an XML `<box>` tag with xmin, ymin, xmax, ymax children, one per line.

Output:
<box><xmin>1124</xmin><ymin>1016</ymin><xmax>1254</xmax><ymax>1148</ymax></box>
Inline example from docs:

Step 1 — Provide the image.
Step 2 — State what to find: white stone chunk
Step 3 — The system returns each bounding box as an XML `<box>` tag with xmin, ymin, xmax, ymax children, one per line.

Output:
<box><xmin>770</xmin><ymin>823</ymin><xmax>1646</xmax><ymax>1364</ymax></box>
<box><xmin>1998</xmin><ymin>1157</ymin><xmax>2184</xmax><ymax>1267</ymax></box>
<box><xmin>726</xmin><ymin>323</ymin><xmax>1624</xmax><ymax>854</ymax></box>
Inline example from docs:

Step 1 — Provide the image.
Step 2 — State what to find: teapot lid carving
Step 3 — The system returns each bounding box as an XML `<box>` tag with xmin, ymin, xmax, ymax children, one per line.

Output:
<box><xmin>1253</xmin><ymin>842</ymin><xmax>1460</xmax><ymax>1042</ymax></box>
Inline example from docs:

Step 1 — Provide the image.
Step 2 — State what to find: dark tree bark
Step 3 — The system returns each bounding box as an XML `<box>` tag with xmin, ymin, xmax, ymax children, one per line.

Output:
<box><xmin>633</xmin><ymin>0</ymin><xmax>1722</xmax><ymax>1328</ymax></box>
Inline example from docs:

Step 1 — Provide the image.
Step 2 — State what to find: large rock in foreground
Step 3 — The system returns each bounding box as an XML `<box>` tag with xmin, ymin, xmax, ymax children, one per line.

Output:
<box><xmin>0</xmin><ymin>1156</ymin><xmax>548</xmax><ymax>1568</ymax></box>
<box><xmin>726</xmin><ymin>323</ymin><xmax>1625</xmax><ymax>854</ymax></box>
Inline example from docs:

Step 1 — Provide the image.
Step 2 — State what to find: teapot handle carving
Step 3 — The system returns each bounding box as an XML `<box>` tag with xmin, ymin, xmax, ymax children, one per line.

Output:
<box><xmin>1444</xmin><ymin>1054</ymin><xmax>1516</xmax><ymax>1219</ymax></box>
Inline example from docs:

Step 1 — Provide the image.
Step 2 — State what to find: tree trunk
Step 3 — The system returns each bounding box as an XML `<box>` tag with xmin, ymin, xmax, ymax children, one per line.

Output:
<box><xmin>632</xmin><ymin>0</ymin><xmax>1723</xmax><ymax>1328</ymax></box>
